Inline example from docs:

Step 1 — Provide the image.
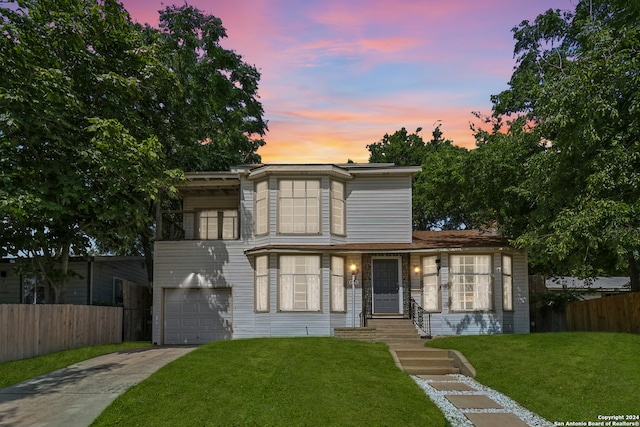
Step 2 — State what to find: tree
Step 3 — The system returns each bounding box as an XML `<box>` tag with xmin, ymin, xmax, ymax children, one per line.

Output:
<box><xmin>367</xmin><ymin>127</ymin><xmax>427</xmax><ymax>166</ymax></box>
<box><xmin>0</xmin><ymin>0</ymin><xmax>175</xmax><ymax>302</ymax></box>
<box><xmin>102</xmin><ymin>4</ymin><xmax>269</xmax><ymax>287</ymax></box>
<box><xmin>492</xmin><ymin>0</ymin><xmax>640</xmax><ymax>289</ymax></box>
<box><xmin>1</xmin><ymin>1</ymin><xmax>268</xmax><ymax>301</ymax></box>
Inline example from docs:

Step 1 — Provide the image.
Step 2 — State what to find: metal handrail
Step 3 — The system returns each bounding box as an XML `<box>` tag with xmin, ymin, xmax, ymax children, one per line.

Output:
<box><xmin>410</xmin><ymin>298</ymin><xmax>432</xmax><ymax>338</ymax></box>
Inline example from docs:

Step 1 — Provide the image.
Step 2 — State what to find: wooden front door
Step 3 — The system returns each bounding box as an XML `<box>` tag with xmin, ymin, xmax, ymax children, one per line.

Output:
<box><xmin>372</xmin><ymin>259</ymin><xmax>399</xmax><ymax>313</ymax></box>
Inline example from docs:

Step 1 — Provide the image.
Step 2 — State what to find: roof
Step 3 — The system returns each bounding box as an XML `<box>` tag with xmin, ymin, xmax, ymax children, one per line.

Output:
<box><xmin>546</xmin><ymin>276</ymin><xmax>630</xmax><ymax>291</ymax></box>
<box><xmin>245</xmin><ymin>230</ymin><xmax>512</xmax><ymax>255</ymax></box>
<box><xmin>412</xmin><ymin>230</ymin><xmax>508</xmax><ymax>249</ymax></box>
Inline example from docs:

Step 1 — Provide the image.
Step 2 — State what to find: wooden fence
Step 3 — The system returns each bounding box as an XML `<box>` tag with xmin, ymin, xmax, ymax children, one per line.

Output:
<box><xmin>0</xmin><ymin>304</ymin><xmax>123</xmax><ymax>363</ymax></box>
<box><xmin>566</xmin><ymin>292</ymin><xmax>640</xmax><ymax>334</ymax></box>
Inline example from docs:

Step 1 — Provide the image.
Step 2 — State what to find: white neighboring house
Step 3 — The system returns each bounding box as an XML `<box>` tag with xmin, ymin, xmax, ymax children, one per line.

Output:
<box><xmin>152</xmin><ymin>163</ymin><xmax>531</xmax><ymax>345</ymax></box>
<box><xmin>545</xmin><ymin>276</ymin><xmax>630</xmax><ymax>300</ymax></box>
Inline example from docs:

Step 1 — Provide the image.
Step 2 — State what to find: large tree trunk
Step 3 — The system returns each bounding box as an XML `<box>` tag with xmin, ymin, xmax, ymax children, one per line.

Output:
<box><xmin>628</xmin><ymin>251</ymin><xmax>640</xmax><ymax>293</ymax></box>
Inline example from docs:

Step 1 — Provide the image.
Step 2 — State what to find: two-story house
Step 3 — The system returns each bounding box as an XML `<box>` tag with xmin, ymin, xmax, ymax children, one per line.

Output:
<box><xmin>152</xmin><ymin>163</ymin><xmax>529</xmax><ymax>345</ymax></box>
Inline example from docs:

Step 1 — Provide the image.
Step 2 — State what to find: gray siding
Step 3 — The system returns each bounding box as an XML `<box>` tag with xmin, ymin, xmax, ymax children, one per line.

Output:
<box><xmin>91</xmin><ymin>258</ymin><xmax>147</xmax><ymax>305</ymax></box>
<box><xmin>0</xmin><ymin>267</ymin><xmax>22</xmax><ymax>303</ymax></box>
<box><xmin>411</xmin><ymin>250</ymin><xmax>529</xmax><ymax>336</ymax></box>
<box><xmin>346</xmin><ymin>176</ymin><xmax>413</xmax><ymax>243</ymax></box>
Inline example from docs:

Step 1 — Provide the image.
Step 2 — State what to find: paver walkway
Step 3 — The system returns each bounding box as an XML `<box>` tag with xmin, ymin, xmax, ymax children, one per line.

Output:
<box><xmin>414</xmin><ymin>374</ymin><xmax>554</xmax><ymax>427</ymax></box>
<box><xmin>0</xmin><ymin>346</ymin><xmax>196</xmax><ymax>427</ymax></box>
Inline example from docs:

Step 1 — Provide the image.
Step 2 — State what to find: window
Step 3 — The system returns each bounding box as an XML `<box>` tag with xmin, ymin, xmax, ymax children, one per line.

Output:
<box><xmin>255</xmin><ymin>255</ymin><xmax>269</xmax><ymax>312</ymax></box>
<box><xmin>502</xmin><ymin>255</ymin><xmax>513</xmax><ymax>311</ymax></box>
<box><xmin>279</xmin><ymin>255</ymin><xmax>321</xmax><ymax>311</ymax></box>
<box><xmin>330</xmin><ymin>181</ymin><xmax>345</xmax><ymax>235</ymax></box>
<box><xmin>450</xmin><ymin>255</ymin><xmax>492</xmax><ymax>311</ymax></box>
<box><xmin>113</xmin><ymin>277</ymin><xmax>124</xmax><ymax>306</ymax></box>
<box><xmin>278</xmin><ymin>180</ymin><xmax>320</xmax><ymax>234</ymax></box>
<box><xmin>330</xmin><ymin>256</ymin><xmax>345</xmax><ymax>312</ymax></box>
<box><xmin>23</xmin><ymin>275</ymin><xmax>45</xmax><ymax>304</ymax></box>
<box><xmin>421</xmin><ymin>256</ymin><xmax>440</xmax><ymax>312</ymax></box>
<box><xmin>255</xmin><ymin>180</ymin><xmax>269</xmax><ymax>235</ymax></box>
<box><xmin>198</xmin><ymin>210</ymin><xmax>238</xmax><ymax>240</ymax></box>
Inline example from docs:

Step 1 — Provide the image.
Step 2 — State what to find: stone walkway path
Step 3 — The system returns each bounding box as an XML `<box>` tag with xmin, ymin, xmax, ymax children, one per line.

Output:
<box><xmin>414</xmin><ymin>374</ymin><xmax>554</xmax><ymax>427</ymax></box>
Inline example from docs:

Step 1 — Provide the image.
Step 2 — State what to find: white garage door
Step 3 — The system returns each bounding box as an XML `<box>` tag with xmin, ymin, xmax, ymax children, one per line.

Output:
<box><xmin>164</xmin><ymin>288</ymin><xmax>232</xmax><ymax>345</ymax></box>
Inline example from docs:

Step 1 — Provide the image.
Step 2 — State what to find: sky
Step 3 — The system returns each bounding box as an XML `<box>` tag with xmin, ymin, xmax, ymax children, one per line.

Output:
<box><xmin>120</xmin><ymin>0</ymin><xmax>576</xmax><ymax>163</ymax></box>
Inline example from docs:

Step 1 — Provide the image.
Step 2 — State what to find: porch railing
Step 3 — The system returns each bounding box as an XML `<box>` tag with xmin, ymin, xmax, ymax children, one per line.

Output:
<box><xmin>410</xmin><ymin>298</ymin><xmax>432</xmax><ymax>338</ymax></box>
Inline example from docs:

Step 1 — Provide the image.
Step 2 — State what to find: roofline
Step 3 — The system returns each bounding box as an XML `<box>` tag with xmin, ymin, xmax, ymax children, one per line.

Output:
<box><xmin>244</xmin><ymin>245</ymin><xmax>519</xmax><ymax>256</ymax></box>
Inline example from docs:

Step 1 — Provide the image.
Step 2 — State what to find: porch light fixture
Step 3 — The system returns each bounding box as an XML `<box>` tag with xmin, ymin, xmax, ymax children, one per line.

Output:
<box><xmin>413</xmin><ymin>265</ymin><xmax>420</xmax><ymax>274</ymax></box>
<box><xmin>350</xmin><ymin>263</ymin><xmax>358</xmax><ymax>275</ymax></box>
<box><xmin>349</xmin><ymin>263</ymin><xmax>359</xmax><ymax>327</ymax></box>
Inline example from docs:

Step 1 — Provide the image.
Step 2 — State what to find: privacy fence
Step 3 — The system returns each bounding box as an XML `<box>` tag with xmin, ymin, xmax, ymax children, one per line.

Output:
<box><xmin>566</xmin><ymin>292</ymin><xmax>640</xmax><ymax>334</ymax></box>
<box><xmin>0</xmin><ymin>304</ymin><xmax>123</xmax><ymax>363</ymax></box>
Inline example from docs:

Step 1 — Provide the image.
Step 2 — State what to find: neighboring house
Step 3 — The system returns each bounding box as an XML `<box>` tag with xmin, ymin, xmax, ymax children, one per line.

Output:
<box><xmin>152</xmin><ymin>163</ymin><xmax>530</xmax><ymax>345</ymax></box>
<box><xmin>545</xmin><ymin>276</ymin><xmax>630</xmax><ymax>300</ymax></box>
<box><xmin>0</xmin><ymin>256</ymin><xmax>148</xmax><ymax>306</ymax></box>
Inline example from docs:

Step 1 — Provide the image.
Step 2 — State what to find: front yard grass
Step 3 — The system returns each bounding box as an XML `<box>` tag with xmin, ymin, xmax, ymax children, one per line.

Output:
<box><xmin>93</xmin><ymin>337</ymin><xmax>446</xmax><ymax>426</ymax></box>
<box><xmin>0</xmin><ymin>341</ymin><xmax>151</xmax><ymax>389</ymax></box>
<box><xmin>426</xmin><ymin>332</ymin><xmax>640</xmax><ymax>422</ymax></box>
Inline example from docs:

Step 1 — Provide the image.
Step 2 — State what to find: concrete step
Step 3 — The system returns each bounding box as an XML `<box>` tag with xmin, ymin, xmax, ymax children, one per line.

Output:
<box><xmin>367</xmin><ymin>319</ymin><xmax>460</xmax><ymax>376</ymax></box>
<box><xmin>394</xmin><ymin>349</ymin><xmax>450</xmax><ymax>358</ymax></box>
<box><xmin>403</xmin><ymin>365</ymin><xmax>460</xmax><ymax>375</ymax></box>
<box><xmin>398</xmin><ymin>357</ymin><xmax>455</xmax><ymax>368</ymax></box>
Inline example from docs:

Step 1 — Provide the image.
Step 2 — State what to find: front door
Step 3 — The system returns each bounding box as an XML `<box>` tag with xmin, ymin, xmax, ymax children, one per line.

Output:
<box><xmin>373</xmin><ymin>259</ymin><xmax>399</xmax><ymax>313</ymax></box>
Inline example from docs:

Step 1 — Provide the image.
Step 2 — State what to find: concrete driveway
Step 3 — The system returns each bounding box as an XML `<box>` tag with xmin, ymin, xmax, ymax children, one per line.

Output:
<box><xmin>0</xmin><ymin>346</ymin><xmax>196</xmax><ymax>427</ymax></box>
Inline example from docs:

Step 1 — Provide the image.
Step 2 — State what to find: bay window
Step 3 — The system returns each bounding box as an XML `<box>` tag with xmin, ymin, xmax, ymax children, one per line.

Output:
<box><xmin>279</xmin><ymin>255</ymin><xmax>321</xmax><ymax>311</ymax></box>
<box><xmin>255</xmin><ymin>255</ymin><xmax>269</xmax><ymax>312</ymax></box>
<box><xmin>450</xmin><ymin>255</ymin><xmax>492</xmax><ymax>311</ymax></box>
<box><xmin>255</xmin><ymin>180</ymin><xmax>268</xmax><ymax>235</ymax></box>
<box><xmin>421</xmin><ymin>256</ymin><xmax>440</xmax><ymax>312</ymax></box>
<box><xmin>330</xmin><ymin>180</ymin><xmax>345</xmax><ymax>235</ymax></box>
<box><xmin>278</xmin><ymin>180</ymin><xmax>320</xmax><ymax>234</ymax></box>
<box><xmin>330</xmin><ymin>256</ymin><xmax>345</xmax><ymax>312</ymax></box>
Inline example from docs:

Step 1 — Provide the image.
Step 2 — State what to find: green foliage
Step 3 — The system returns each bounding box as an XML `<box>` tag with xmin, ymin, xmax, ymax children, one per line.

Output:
<box><xmin>427</xmin><ymin>333</ymin><xmax>640</xmax><ymax>421</ymax></box>
<box><xmin>486</xmin><ymin>0</ymin><xmax>640</xmax><ymax>285</ymax></box>
<box><xmin>0</xmin><ymin>1</ymin><xmax>267</xmax><ymax>299</ymax></box>
<box><xmin>138</xmin><ymin>4</ymin><xmax>267</xmax><ymax>171</ymax></box>
<box><xmin>93</xmin><ymin>338</ymin><xmax>446</xmax><ymax>426</ymax></box>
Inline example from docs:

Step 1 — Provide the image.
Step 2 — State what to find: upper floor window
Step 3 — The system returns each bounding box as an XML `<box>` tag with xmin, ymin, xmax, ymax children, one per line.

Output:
<box><xmin>330</xmin><ymin>180</ymin><xmax>345</xmax><ymax>235</ymax></box>
<box><xmin>502</xmin><ymin>255</ymin><xmax>513</xmax><ymax>311</ymax></box>
<box><xmin>449</xmin><ymin>255</ymin><xmax>492</xmax><ymax>311</ymax></box>
<box><xmin>198</xmin><ymin>210</ymin><xmax>238</xmax><ymax>240</ymax></box>
<box><xmin>278</xmin><ymin>179</ymin><xmax>320</xmax><ymax>234</ymax></box>
<box><xmin>255</xmin><ymin>180</ymin><xmax>269</xmax><ymax>236</ymax></box>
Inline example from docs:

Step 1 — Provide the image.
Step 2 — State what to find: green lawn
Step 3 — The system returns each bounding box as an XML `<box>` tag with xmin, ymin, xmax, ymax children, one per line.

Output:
<box><xmin>0</xmin><ymin>342</ymin><xmax>151</xmax><ymax>389</ymax></box>
<box><xmin>427</xmin><ymin>332</ymin><xmax>640</xmax><ymax>422</ymax></box>
<box><xmin>92</xmin><ymin>337</ymin><xmax>446</xmax><ymax>427</ymax></box>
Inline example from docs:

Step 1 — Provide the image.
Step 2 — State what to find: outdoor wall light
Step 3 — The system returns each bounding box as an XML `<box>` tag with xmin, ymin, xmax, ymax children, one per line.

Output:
<box><xmin>413</xmin><ymin>265</ymin><xmax>420</xmax><ymax>274</ymax></box>
<box><xmin>350</xmin><ymin>263</ymin><xmax>358</xmax><ymax>275</ymax></box>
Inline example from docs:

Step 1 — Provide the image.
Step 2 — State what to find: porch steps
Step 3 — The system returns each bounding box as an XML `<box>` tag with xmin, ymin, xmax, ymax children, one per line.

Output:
<box><xmin>367</xmin><ymin>319</ymin><xmax>460</xmax><ymax>375</ymax></box>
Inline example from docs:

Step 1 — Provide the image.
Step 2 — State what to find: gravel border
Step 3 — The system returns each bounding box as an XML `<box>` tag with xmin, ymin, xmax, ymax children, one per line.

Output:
<box><xmin>413</xmin><ymin>374</ymin><xmax>554</xmax><ymax>427</ymax></box>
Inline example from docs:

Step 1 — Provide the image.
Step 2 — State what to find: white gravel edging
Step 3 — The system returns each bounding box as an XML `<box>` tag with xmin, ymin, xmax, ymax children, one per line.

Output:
<box><xmin>413</xmin><ymin>374</ymin><xmax>554</xmax><ymax>427</ymax></box>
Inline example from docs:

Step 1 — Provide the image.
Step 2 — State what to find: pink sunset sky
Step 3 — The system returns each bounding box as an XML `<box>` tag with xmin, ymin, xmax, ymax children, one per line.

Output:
<box><xmin>121</xmin><ymin>0</ymin><xmax>574</xmax><ymax>163</ymax></box>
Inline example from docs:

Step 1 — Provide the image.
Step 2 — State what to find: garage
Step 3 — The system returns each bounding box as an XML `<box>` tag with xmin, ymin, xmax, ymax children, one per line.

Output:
<box><xmin>163</xmin><ymin>288</ymin><xmax>232</xmax><ymax>345</ymax></box>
